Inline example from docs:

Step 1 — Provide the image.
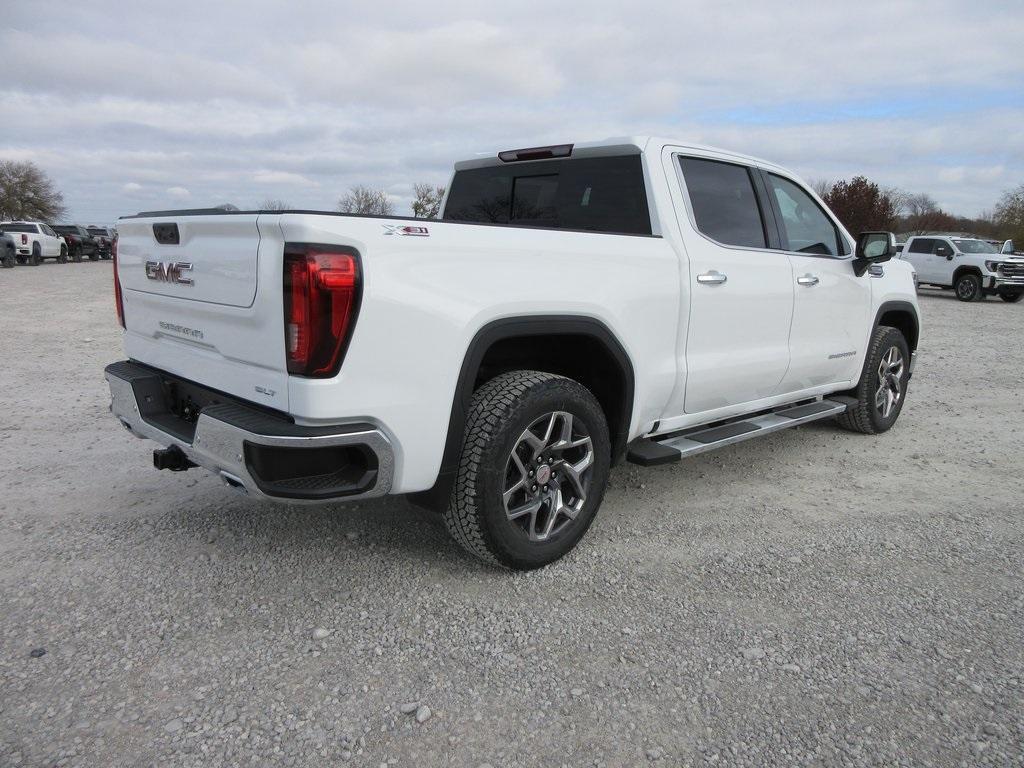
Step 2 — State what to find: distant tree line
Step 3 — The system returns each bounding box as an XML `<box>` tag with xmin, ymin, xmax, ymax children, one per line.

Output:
<box><xmin>3</xmin><ymin>157</ymin><xmax>1020</xmax><ymax>245</ymax></box>
<box><xmin>813</xmin><ymin>175</ymin><xmax>1024</xmax><ymax>245</ymax></box>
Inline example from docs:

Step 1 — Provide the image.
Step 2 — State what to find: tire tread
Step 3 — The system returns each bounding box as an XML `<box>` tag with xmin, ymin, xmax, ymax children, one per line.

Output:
<box><xmin>442</xmin><ymin>370</ymin><xmax>567</xmax><ymax>567</ymax></box>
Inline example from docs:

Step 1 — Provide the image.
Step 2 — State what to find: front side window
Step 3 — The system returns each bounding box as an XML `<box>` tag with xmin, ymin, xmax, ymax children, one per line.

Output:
<box><xmin>767</xmin><ymin>174</ymin><xmax>844</xmax><ymax>256</ymax></box>
<box><xmin>678</xmin><ymin>157</ymin><xmax>766</xmax><ymax>248</ymax></box>
<box><xmin>443</xmin><ymin>155</ymin><xmax>652</xmax><ymax>235</ymax></box>
<box><xmin>952</xmin><ymin>239</ymin><xmax>998</xmax><ymax>254</ymax></box>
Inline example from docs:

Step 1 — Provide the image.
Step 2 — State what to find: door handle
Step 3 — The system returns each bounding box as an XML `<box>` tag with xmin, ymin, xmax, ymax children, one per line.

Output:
<box><xmin>797</xmin><ymin>274</ymin><xmax>820</xmax><ymax>286</ymax></box>
<box><xmin>697</xmin><ymin>270</ymin><xmax>728</xmax><ymax>285</ymax></box>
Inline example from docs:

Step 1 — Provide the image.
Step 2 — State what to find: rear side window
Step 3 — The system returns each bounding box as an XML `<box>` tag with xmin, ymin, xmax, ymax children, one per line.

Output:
<box><xmin>908</xmin><ymin>238</ymin><xmax>935</xmax><ymax>253</ymax></box>
<box><xmin>443</xmin><ymin>155</ymin><xmax>651</xmax><ymax>235</ymax></box>
<box><xmin>678</xmin><ymin>157</ymin><xmax>767</xmax><ymax>248</ymax></box>
<box><xmin>766</xmin><ymin>174</ymin><xmax>845</xmax><ymax>256</ymax></box>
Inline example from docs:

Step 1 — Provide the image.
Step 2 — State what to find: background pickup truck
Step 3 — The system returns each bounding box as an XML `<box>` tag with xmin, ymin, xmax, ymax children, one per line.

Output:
<box><xmin>899</xmin><ymin>235</ymin><xmax>1024</xmax><ymax>302</ymax></box>
<box><xmin>105</xmin><ymin>137</ymin><xmax>920</xmax><ymax>569</ymax></box>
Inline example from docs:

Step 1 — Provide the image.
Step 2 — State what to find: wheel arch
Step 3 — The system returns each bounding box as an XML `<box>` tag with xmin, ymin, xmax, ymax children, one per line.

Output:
<box><xmin>874</xmin><ymin>300</ymin><xmax>920</xmax><ymax>352</ymax></box>
<box><xmin>410</xmin><ymin>315</ymin><xmax>635</xmax><ymax>512</ymax></box>
<box><xmin>952</xmin><ymin>265</ymin><xmax>983</xmax><ymax>286</ymax></box>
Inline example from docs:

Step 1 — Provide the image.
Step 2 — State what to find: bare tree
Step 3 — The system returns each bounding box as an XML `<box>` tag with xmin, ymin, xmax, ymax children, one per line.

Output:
<box><xmin>884</xmin><ymin>186</ymin><xmax>909</xmax><ymax>218</ymax></box>
<box><xmin>411</xmin><ymin>183</ymin><xmax>446</xmax><ymax>219</ymax></box>
<box><xmin>808</xmin><ymin>178</ymin><xmax>833</xmax><ymax>199</ymax></box>
<box><xmin>994</xmin><ymin>183</ymin><xmax>1024</xmax><ymax>245</ymax></box>
<box><xmin>259</xmin><ymin>198</ymin><xmax>292</xmax><ymax>211</ymax></box>
<box><xmin>0</xmin><ymin>160</ymin><xmax>66</xmax><ymax>221</ymax></box>
<box><xmin>899</xmin><ymin>192</ymin><xmax>957</xmax><ymax>235</ymax></box>
<box><xmin>338</xmin><ymin>185</ymin><xmax>394</xmax><ymax>216</ymax></box>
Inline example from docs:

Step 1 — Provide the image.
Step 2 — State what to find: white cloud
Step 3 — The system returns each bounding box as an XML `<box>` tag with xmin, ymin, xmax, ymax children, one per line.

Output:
<box><xmin>0</xmin><ymin>0</ymin><xmax>1021</xmax><ymax>220</ymax></box>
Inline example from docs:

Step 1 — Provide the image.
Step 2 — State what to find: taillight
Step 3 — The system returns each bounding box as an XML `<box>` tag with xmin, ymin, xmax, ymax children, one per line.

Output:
<box><xmin>20</xmin><ymin>234</ymin><xmax>27</xmax><ymax>244</ymax></box>
<box><xmin>112</xmin><ymin>237</ymin><xmax>125</xmax><ymax>328</ymax></box>
<box><xmin>283</xmin><ymin>244</ymin><xmax>361</xmax><ymax>377</ymax></box>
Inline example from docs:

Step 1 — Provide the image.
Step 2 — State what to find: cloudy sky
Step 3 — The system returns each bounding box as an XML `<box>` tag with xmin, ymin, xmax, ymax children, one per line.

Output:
<box><xmin>3</xmin><ymin>0</ymin><xmax>1023</xmax><ymax>222</ymax></box>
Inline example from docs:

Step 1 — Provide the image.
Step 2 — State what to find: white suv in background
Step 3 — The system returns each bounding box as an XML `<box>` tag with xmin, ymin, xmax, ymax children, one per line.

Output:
<box><xmin>901</xmin><ymin>236</ymin><xmax>1024</xmax><ymax>303</ymax></box>
<box><xmin>0</xmin><ymin>221</ymin><xmax>68</xmax><ymax>265</ymax></box>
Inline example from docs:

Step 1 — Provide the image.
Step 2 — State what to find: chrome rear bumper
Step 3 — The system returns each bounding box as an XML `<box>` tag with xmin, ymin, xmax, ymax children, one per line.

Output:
<box><xmin>105</xmin><ymin>361</ymin><xmax>394</xmax><ymax>503</ymax></box>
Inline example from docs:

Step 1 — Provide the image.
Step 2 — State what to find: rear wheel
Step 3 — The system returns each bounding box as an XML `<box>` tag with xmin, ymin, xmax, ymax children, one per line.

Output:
<box><xmin>2</xmin><ymin>249</ymin><xmax>14</xmax><ymax>268</ymax></box>
<box><xmin>72</xmin><ymin>245</ymin><xmax>83</xmax><ymax>263</ymax></box>
<box><xmin>954</xmin><ymin>273</ymin><xmax>982</xmax><ymax>302</ymax></box>
<box><xmin>443</xmin><ymin>370</ymin><xmax>611</xmax><ymax>570</ymax></box>
<box><xmin>89</xmin><ymin>249</ymin><xmax>100</xmax><ymax>261</ymax></box>
<box><xmin>1000</xmin><ymin>291</ymin><xmax>1023</xmax><ymax>303</ymax></box>
<box><xmin>30</xmin><ymin>243</ymin><xmax>41</xmax><ymax>266</ymax></box>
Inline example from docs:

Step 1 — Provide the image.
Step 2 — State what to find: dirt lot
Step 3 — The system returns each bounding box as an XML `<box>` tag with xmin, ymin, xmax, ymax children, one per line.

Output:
<box><xmin>1</xmin><ymin>261</ymin><xmax>1022</xmax><ymax>767</ymax></box>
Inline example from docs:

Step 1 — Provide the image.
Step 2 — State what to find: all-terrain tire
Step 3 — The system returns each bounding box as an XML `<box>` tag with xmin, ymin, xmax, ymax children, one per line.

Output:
<box><xmin>442</xmin><ymin>370</ymin><xmax>611</xmax><ymax>570</ymax></box>
<box><xmin>954</xmin><ymin>273</ymin><xmax>983</xmax><ymax>302</ymax></box>
<box><xmin>2</xmin><ymin>250</ymin><xmax>14</xmax><ymax>268</ymax></box>
<box><xmin>30</xmin><ymin>244</ymin><xmax>41</xmax><ymax>266</ymax></box>
<box><xmin>836</xmin><ymin>325</ymin><xmax>911</xmax><ymax>435</ymax></box>
<box><xmin>72</xmin><ymin>245</ymin><xmax>83</xmax><ymax>263</ymax></box>
<box><xmin>58</xmin><ymin>245</ymin><xmax>68</xmax><ymax>264</ymax></box>
<box><xmin>1000</xmin><ymin>291</ymin><xmax>1023</xmax><ymax>303</ymax></box>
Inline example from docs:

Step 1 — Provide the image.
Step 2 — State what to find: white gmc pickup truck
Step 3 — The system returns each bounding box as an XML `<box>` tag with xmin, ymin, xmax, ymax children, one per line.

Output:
<box><xmin>105</xmin><ymin>137</ymin><xmax>920</xmax><ymax>569</ymax></box>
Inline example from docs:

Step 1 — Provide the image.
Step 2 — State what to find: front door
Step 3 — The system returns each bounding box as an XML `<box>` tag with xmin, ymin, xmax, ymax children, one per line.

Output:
<box><xmin>760</xmin><ymin>172</ymin><xmax>871</xmax><ymax>391</ymax></box>
<box><xmin>674</xmin><ymin>155</ymin><xmax>795</xmax><ymax>413</ymax></box>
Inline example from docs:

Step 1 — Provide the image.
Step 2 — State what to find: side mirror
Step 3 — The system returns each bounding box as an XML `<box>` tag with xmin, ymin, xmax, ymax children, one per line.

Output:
<box><xmin>1003</xmin><ymin>240</ymin><xmax>1015</xmax><ymax>255</ymax></box>
<box><xmin>935</xmin><ymin>244</ymin><xmax>953</xmax><ymax>259</ymax></box>
<box><xmin>853</xmin><ymin>231</ymin><xmax>896</xmax><ymax>276</ymax></box>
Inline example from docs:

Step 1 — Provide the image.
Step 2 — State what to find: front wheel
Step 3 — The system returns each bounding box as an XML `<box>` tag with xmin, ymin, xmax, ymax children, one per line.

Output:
<box><xmin>836</xmin><ymin>326</ymin><xmax>911</xmax><ymax>435</ymax></box>
<box><xmin>443</xmin><ymin>370</ymin><xmax>611</xmax><ymax>570</ymax></box>
<box><xmin>955</xmin><ymin>273</ymin><xmax>983</xmax><ymax>302</ymax></box>
<box><xmin>1000</xmin><ymin>291</ymin><xmax>1023</xmax><ymax>303</ymax></box>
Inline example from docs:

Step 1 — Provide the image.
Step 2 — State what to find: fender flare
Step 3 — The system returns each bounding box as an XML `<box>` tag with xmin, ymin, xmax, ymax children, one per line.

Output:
<box><xmin>873</xmin><ymin>300</ymin><xmax>920</xmax><ymax>350</ymax></box>
<box><xmin>409</xmin><ymin>314</ymin><xmax>635</xmax><ymax>511</ymax></box>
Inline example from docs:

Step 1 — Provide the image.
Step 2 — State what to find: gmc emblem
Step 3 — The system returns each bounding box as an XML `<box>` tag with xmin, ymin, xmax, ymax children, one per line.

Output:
<box><xmin>145</xmin><ymin>260</ymin><xmax>194</xmax><ymax>285</ymax></box>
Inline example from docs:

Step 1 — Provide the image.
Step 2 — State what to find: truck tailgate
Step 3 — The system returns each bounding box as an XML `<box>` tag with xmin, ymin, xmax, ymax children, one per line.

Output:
<box><xmin>116</xmin><ymin>213</ymin><xmax>290</xmax><ymax>411</ymax></box>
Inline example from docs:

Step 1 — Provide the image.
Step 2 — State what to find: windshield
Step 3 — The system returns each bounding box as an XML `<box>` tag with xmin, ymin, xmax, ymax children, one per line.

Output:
<box><xmin>953</xmin><ymin>239</ymin><xmax>998</xmax><ymax>254</ymax></box>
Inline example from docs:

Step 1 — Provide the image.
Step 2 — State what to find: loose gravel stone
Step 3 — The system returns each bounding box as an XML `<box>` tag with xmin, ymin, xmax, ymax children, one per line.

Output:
<box><xmin>414</xmin><ymin>705</ymin><xmax>432</xmax><ymax>724</ymax></box>
<box><xmin>1</xmin><ymin>264</ymin><xmax>1022</xmax><ymax>767</ymax></box>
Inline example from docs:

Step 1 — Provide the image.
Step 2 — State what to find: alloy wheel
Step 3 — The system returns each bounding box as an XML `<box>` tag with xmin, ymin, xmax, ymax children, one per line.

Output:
<box><xmin>502</xmin><ymin>411</ymin><xmax>595</xmax><ymax>542</ymax></box>
<box><xmin>875</xmin><ymin>346</ymin><xmax>905</xmax><ymax>419</ymax></box>
<box><xmin>956</xmin><ymin>277</ymin><xmax>977</xmax><ymax>300</ymax></box>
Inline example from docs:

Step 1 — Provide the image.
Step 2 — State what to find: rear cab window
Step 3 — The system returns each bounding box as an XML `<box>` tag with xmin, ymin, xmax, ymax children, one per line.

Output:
<box><xmin>908</xmin><ymin>238</ymin><xmax>936</xmax><ymax>253</ymax></box>
<box><xmin>443</xmin><ymin>155</ymin><xmax>652</xmax><ymax>236</ymax></box>
<box><xmin>2</xmin><ymin>224</ymin><xmax>39</xmax><ymax>233</ymax></box>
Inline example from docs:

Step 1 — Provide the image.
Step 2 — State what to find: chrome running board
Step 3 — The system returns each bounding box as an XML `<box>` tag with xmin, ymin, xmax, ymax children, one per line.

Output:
<box><xmin>626</xmin><ymin>398</ymin><xmax>849</xmax><ymax>466</ymax></box>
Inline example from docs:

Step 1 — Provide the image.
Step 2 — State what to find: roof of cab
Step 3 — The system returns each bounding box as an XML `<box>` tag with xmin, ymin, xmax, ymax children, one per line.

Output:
<box><xmin>453</xmin><ymin>136</ymin><xmax>790</xmax><ymax>175</ymax></box>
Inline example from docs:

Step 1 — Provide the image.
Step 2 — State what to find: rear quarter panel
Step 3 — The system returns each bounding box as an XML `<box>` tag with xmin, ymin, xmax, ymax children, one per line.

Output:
<box><xmin>277</xmin><ymin>214</ymin><xmax>681</xmax><ymax>493</ymax></box>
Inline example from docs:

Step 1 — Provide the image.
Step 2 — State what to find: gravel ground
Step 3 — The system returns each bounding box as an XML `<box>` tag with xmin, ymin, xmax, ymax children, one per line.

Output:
<box><xmin>1</xmin><ymin>261</ymin><xmax>1022</xmax><ymax>767</ymax></box>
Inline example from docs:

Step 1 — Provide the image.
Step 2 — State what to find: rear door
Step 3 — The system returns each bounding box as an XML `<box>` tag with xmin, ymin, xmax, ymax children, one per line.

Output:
<box><xmin>762</xmin><ymin>171</ymin><xmax>870</xmax><ymax>390</ymax></box>
<box><xmin>904</xmin><ymin>237</ymin><xmax>937</xmax><ymax>282</ymax></box>
<box><xmin>672</xmin><ymin>154</ymin><xmax>794</xmax><ymax>413</ymax></box>
<box><xmin>116</xmin><ymin>213</ymin><xmax>291</xmax><ymax>411</ymax></box>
